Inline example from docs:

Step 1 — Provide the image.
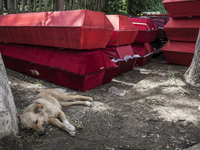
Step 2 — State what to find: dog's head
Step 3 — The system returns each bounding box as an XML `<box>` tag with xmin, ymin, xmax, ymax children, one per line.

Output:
<box><xmin>18</xmin><ymin>103</ymin><xmax>46</xmax><ymax>136</ymax></box>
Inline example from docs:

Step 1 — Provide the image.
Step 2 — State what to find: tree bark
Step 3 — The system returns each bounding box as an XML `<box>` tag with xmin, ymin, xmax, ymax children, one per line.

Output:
<box><xmin>184</xmin><ymin>29</ymin><xmax>200</xmax><ymax>85</ymax></box>
<box><xmin>0</xmin><ymin>53</ymin><xmax>19</xmax><ymax>139</ymax></box>
<box><xmin>54</xmin><ymin>0</ymin><xmax>64</xmax><ymax>11</ymax></box>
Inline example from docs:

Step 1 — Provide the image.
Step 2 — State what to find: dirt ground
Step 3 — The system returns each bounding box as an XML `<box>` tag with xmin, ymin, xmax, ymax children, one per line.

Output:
<box><xmin>1</xmin><ymin>53</ymin><xmax>200</xmax><ymax>150</ymax></box>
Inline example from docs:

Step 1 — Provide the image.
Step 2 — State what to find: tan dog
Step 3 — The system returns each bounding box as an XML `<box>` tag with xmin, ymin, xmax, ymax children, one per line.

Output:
<box><xmin>18</xmin><ymin>89</ymin><xmax>93</xmax><ymax>136</ymax></box>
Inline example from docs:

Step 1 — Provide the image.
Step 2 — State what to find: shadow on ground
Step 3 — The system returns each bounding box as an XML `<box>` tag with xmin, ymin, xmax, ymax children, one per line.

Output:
<box><xmin>1</xmin><ymin>54</ymin><xmax>200</xmax><ymax>150</ymax></box>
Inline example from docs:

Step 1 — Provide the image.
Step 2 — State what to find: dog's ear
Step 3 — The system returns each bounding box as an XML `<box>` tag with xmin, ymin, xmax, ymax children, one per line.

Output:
<box><xmin>34</xmin><ymin>103</ymin><xmax>43</xmax><ymax>113</ymax></box>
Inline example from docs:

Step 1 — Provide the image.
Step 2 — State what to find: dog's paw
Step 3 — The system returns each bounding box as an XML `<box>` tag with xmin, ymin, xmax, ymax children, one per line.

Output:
<box><xmin>85</xmin><ymin>101</ymin><xmax>91</xmax><ymax>107</ymax></box>
<box><xmin>68</xmin><ymin>131</ymin><xmax>76</xmax><ymax>136</ymax></box>
<box><xmin>63</xmin><ymin>120</ymin><xmax>76</xmax><ymax>136</ymax></box>
<box><xmin>87</xmin><ymin>97</ymin><xmax>93</xmax><ymax>101</ymax></box>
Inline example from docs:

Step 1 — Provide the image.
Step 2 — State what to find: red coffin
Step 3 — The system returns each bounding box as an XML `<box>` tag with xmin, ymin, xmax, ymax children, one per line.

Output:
<box><xmin>128</xmin><ymin>18</ymin><xmax>158</xmax><ymax>43</ymax></box>
<box><xmin>164</xmin><ymin>18</ymin><xmax>200</xmax><ymax>42</ymax></box>
<box><xmin>131</xmin><ymin>43</ymin><xmax>155</xmax><ymax>66</ymax></box>
<box><xmin>0</xmin><ymin>10</ymin><xmax>114</xmax><ymax>49</ymax></box>
<box><xmin>0</xmin><ymin>43</ymin><xmax>117</xmax><ymax>91</ymax></box>
<box><xmin>106</xmin><ymin>15</ymin><xmax>138</xmax><ymax>46</ymax></box>
<box><xmin>150</xmin><ymin>16</ymin><xmax>170</xmax><ymax>39</ymax></box>
<box><xmin>94</xmin><ymin>45</ymin><xmax>137</xmax><ymax>76</ymax></box>
<box><xmin>161</xmin><ymin>41</ymin><xmax>195</xmax><ymax>66</ymax></box>
<box><xmin>163</xmin><ymin>0</ymin><xmax>200</xmax><ymax>18</ymax></box>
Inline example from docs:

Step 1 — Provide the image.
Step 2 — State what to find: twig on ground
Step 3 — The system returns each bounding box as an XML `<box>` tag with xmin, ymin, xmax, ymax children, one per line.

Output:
<box><xmin>89</xmin><ymin>111</ymin><xmax>111</xmax><ymax>126</ymax></box>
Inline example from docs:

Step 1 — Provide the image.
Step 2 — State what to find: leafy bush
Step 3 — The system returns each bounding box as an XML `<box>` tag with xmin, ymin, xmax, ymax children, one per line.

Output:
<box><xmin>102</xmin><ymin>0</ymin><xmax>168</xmax><ymax>15</ymax></box>
<box><xmin>128</xmin><ymin>0</ymin><xmax>168</xmax><ymax>15</ymax></box>
<box><xmin>102</xmin><ymin>0</ymin><xmax>127</xmax><ymax>15</ymax></box>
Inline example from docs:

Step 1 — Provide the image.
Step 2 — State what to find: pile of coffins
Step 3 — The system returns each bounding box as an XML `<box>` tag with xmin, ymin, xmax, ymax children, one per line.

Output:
<box><xmin>149</xmin><ymin>15</ymin><xmax>170</xmax><ymax>52</ymax></box>
<box><xmin>129</xmin><ymin>17</ymin><xmax>158</xmax><ymax>66</ymax></box>
<box><xmin>0</xmin><ymin>10</ymin><xmax>118</xmax><ymax>91</ymax></box>
<box><xmin>94</xmin><ymin>15</ymin><xmax>138</xmax><ymax>76</ymax></box>
<box><xmin>0</xmin><ymin>10</ymin><xmax>148</xmax><ymax>91</ymax></box>
<box><xmin>161</xmin><ymin>0</ymin><xmax>198</xmax><ymax>65</ymax></box>
<box><xmin>0</xmin><ymin>9</ymin><xmax>160</xmax><ymax>91</ymax></box>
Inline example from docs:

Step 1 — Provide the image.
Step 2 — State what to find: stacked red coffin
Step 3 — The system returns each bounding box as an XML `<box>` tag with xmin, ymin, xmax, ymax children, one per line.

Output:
<box><xmin>97</xmin><ymin>15</ymin><xmax>138</xmax><ymax>76</ymax></box>
<box><xmin>129</xmin><ymin>17</ymin><xmax>158</xmax><ymax>43</ymax></box>
<box><xmin>161</xmin><ymin>0</ymin><xmax>198</xmax><ymax>65</ymax></box>
<box><xmin>163</xmin><ymin>0</ymin><xmax>200</xmax><ymax>18</ymax></box>
<box><xmin>0</xmin><ymin>43</ymin><xmax>117</xmax><ymax>92</ymax></box>
<box><xmin>129</xmin><ymin>17</ymin><xmax>158</xmax><ymax>66</ymax></box>
<box><xmin>106</xmin><ymin>15</ymin><xmax>138</xmax><ymax>46</ymax></box>
<box><xmin>149</xmin><ymin>16</ymin><xmax>170</xmax><ymax>53</ymax></box>
<box><xmin>150</xmin><ymin>16</ymin><xmax>170</xmax><ymax>39</ymax></box>
<box><xmin>164</xmin><ymin>18</ymin><xmax>200</xmax><ymax>42</ymax></box>
<box><xmin>0</xmin><ymin>10</ymin><xmax>114</xmax><ymax>49</ymax></box>
<box><xmin>93</xmin><ymin>45</ymin><xmax>137</xmax><ymax>76</ymax></box>
<box><xmin>161</xmin><ymin>41</ymin><xmax>195</xmax><ymax>66</ymax></box>
<box><xmin>0</xmin><ymin>9</ymin><xmax>119</xmax><ymax>91</ymax></box>
<box><xmin>131</xmin><ymin>43</ymin><xmax>155</xmax><ymax>66</ymax></box>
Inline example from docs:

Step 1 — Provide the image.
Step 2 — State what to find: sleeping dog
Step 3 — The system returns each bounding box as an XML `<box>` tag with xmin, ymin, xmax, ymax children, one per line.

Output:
<box><xmin>18</xmin><ymin>89</ymin><xmax>93</xmax><ymax>136</ymax></box>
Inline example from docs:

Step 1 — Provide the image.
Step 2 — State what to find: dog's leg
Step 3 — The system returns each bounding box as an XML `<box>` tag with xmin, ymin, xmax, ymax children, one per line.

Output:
<box><xmin>59</xmin><ymin>101</ymin><xmax>91</xmax><ymax>107</ymax></box>
<box><xmin>58</xmin><ymin>110</ymin><xmax>76</xmax><ymax>136</ymax></box>
<box><xmin>49</xmin><ymin>117</ymin><xmax>76</xmax><ymax>136</ymax></box>
<box><xmin>60</xmin><ymin>95</ymin><xmax>93</xmax><ymax>102</ymax></box>
<box><xmin>46</xmin><ymin>89</ymin><xmax>93</xmax><ymax>101</ymax></box>
<box><xmin>39</xmin><ymin>89</ymin><xmax>93</xmax><ymax>102</ymax></box>
<box><xmin>49</xmin><ymin>117</ymin><xmax>65</xmax><ymax>130</ymax></box>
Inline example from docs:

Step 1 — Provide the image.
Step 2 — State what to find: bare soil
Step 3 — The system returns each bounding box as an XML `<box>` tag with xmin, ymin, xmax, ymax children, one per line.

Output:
<box><xmin>1</xmin><ymin>54</ymin><xmax>200</xmax><ymax>150</ymax></box>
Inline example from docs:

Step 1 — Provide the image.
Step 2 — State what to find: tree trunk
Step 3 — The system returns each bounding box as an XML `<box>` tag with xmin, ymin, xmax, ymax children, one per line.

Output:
<box><xmin>0</xmin><ymin>53</ymin><xmax>19</xmax><ymax>139</ymax></box>
<box><xmin>54</xmin><ymin>0</ymin><xmax>64</xmax><ymax>11</ymax></box>
<box><xmin>184</xmin><ymin>29</ymin><xmax>200</xmax><ymax>85</ymax></box>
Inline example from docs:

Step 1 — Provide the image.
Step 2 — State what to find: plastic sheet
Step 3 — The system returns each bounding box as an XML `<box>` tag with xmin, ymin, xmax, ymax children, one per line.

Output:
<box><xmin>0</xmin><ymin>10</ymin><xmax>114</xmax><ymax>49</ymax></box>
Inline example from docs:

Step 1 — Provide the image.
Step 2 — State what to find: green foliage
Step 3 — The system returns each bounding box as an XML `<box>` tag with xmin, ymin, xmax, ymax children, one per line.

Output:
<box><xmin>85</xmin><ymin>2</ymin><xmax>97</xmax><ymax>11</ymax></box>
<box><xmin>101</xmin><ymin>0</ymin><xmax>168</xmax><ymax>15</ymax></box>
<box><xmin>128</xmin><ymin>0</ymin><xmax>168</xmax><ymax>15</ymax></box>
<box><xmin>3</xmin><ymin>0</ymin><xmax>168</xmax><ymax>15</ymax></box>
<box><xmin>102</xmin><ymin>0</ymin><xmax>128</xmax><ymax>15</ymax></box>
<box><xmin>143</xmin><ymin>0</ymin><xmax>168</xmax><ymax>14</ymax></box>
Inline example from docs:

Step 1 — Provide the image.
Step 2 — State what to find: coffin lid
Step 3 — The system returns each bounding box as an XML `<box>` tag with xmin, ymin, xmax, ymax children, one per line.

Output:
<box><xmin>106</xmin><ymin>15</ymin><xmax>137</xmax><ymax>31</ymax></box>
<box><xmin>164</xmin><ymin>18</ymin><xmax>200</xmax><ymax>28</ymax></box>
<box><xmin>128</xmin><ymin>17</ymin><xmax>158</xmax><ymax>31</ymax></box>
<box><xmin>0</xmin><ymin>9</ymin><xmax>114</xmax><ymax>29</ymax></box>
<box><xmin>0</xmin><ymin>43</ymin><xmax>116</xmax><ymax>75</ymax></box>
<box><xmin>161</xmin><ymin>41</ymin><xmax>195</xmax><ymax>53</ymax></box>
